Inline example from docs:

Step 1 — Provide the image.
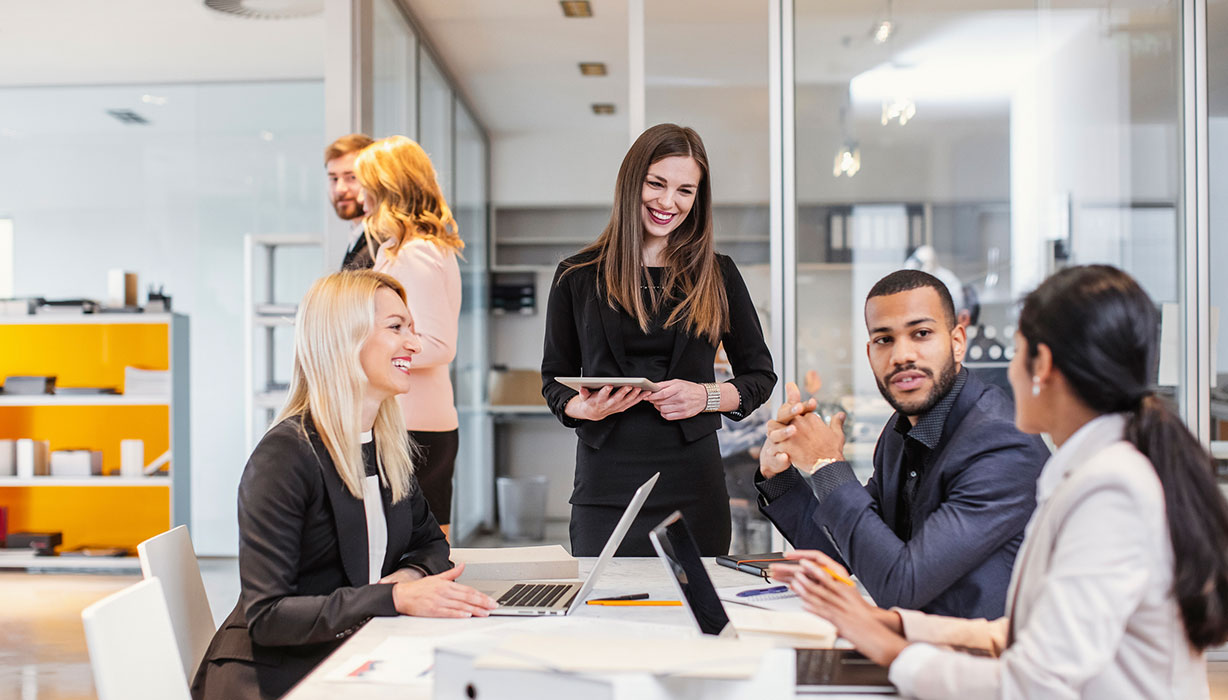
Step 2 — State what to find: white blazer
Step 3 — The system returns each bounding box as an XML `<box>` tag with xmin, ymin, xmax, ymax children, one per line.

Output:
<box><xmin>888</xmin><ymin>413</ymin><xmax>1207</xmax><ymax>699</ymax></box>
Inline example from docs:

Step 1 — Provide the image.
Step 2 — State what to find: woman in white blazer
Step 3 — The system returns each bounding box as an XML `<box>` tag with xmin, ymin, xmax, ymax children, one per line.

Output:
<box><xmin>781</xmin><ymin>265</ymin><xmax>1228</xmax><ymax>699</ymax></box>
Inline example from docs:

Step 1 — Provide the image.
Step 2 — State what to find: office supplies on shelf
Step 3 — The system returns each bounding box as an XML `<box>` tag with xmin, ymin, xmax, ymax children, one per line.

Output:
<box><xmin>120</xmin><ymin>440</ymin><xmax>144</xmax><ymax>478</ymax></box>
<box><xmin>35</xmin><ymin>298</ymin><xmax>100</xmax><ymax>315</ymax></box>
<box><xmin>0</xmin><ymin>297</ymin><xmax>40</xmax><ymax>315</ymax></box>
<box><xmin>52</xmin><ymin>387</ymin><xmax>120</xmax><ymax>395</ymax></box>
<box><xmin>0</xmin><ymin>507</ymin><xmax>7</xmax><ymax>547</ymax></box>
<box><xmin>15</xmin><ymin>439</ymin><xmax>50</xmax><ymax>477</ymax></box>
<box><xmin>585</xmin><ymin>600</ymin><xmax>680</xmax><ymax>607</ymax></box>
<box><xmin>588</xmin><ymin>593</ymin><xmax>649</xmax><ymax>602</ymax></box>
<box><xmin>2</xmin><ymin>375</ymin><xmax>56</xmax><ymax>395</ymax></box>
<box><xmin>123</xmin><ymin>367</ymin><xmax>170</xmax><ymax>396</ymax></box>
<box><xmin>50</xmin><ymin>450</ymin><xmax>103</xmax><ymax>477</ymax></box>
<box><xmin>145</xmin><ymin>285</ymin><xmax>172</xmax><ymax>312</ymax></box>
<box><xmin>142</xmin><ymin>450</ymin><xmax>171</xmax><ymax>476</ymax></box>
<box><xmin>0</xmin><ymin>440</ymin><xmax>14</xmax><ymax>476</ymax></box>
<box><xmin>107</xmin><ymin>270</ymin><xmax>138</xmax><ymax>308</ymax></box>
<box><xmin>715</xmin><ymin>551</ymin><xmax>788</xmax><ymax>577</ymax></box>
<box><xmin>451</xmin><ymin>544</ymin><xmax>578</xmax><ymax>581</ymax></box>
<box><xmin>6</xmin><ymin>531</ymin><xmax>62</xmax><ymax>553</ymax></box>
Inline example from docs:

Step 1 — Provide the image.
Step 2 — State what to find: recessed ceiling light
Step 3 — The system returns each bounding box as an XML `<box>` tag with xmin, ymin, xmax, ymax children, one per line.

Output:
<box><xmin>560</xmin><ymin>1</ymin><xmax>592</xmax><ymax>18</ymax></box>
<box><xmin>579</xmin><ymin>62</ymin><xmax>607</xmax><ymax>77</ymax></box>
<box><xmin>592</xmin><ymin>103</ymin><xmax>615</xmax><ymax>115</ymax></box>
<box><xmin>141</xmin><ymin>94</ymin><xmax>167</xmax><ymax>106</ymax></box>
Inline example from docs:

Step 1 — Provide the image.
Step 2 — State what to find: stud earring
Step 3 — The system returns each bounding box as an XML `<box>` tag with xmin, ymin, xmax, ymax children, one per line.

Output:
<box><xmin>1032</xmin><ymin>377</ymin><xmax>1041</xmax><ymax>397</ymax></box>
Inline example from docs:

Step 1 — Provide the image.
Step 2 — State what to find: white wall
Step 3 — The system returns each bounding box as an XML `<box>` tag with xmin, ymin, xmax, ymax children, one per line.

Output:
<box><xmin>0</xmin><ymin>82</ymin><xmax>326</xmax><ymax>555</ymax></box>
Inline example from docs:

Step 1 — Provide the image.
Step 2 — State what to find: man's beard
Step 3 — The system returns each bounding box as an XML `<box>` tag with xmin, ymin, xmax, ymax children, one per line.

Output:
<box><xmin>332</xmin><ymin>198</ymin><xmax>363</xmax><ymax>220</ymax></box>
<box><xmin>874</xmin><ymin>355</ymin><xmax>958</xmax><ymax>417</ymax></box>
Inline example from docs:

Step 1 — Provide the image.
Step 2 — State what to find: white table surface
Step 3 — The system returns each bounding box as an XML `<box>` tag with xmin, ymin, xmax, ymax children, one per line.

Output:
<box><xmin>284</xmin><ymin>557</ymin><xmax>898</xmax><ymax>700</ymax></box>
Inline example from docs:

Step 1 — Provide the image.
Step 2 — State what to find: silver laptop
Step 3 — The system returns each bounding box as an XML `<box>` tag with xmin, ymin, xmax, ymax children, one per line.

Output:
<box><xmin>649</xmin><ymin>511</ymin><xmax>895</xmax><ymax>694</ymax></box>
<box><xmin>467</xmin><ymin>472</ymin><xmax>658</xmax><ymax>616</ymax></box>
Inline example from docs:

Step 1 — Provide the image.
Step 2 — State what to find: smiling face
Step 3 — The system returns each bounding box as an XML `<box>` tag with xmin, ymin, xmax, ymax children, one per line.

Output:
<box><xmin>865</xmin><ymin>286</ymin><xmax>965</xmax><ymax>419</ymax></box>
<box><xmin>327</xmin><ymin>152</ymin><xmax>364</xmax><ymax>221</ymax></box>
<box><xmin>640</xmin><ymin>155</ymin><xmax>702</xmax><ymax>245</ymax></box>
<box><xmin>358</xmin><ymin>287</ymin><xmax>422</xmax><ymax>403</ymax></box>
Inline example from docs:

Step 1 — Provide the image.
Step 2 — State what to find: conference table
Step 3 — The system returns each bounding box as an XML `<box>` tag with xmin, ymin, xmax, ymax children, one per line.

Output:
<box><xmin>285</xmin><ymin>557</ymin><xmax>899</xmax><ymax>699</ymax></box>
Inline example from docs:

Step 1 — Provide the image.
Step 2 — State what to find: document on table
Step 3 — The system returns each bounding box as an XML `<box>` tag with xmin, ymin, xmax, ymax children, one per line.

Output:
<box><xmin>471</xmin><ymin>634</ymin><xmax>775</xmax><ymax>679</ymax></box>
<box><xmin>325</xmin><ymin>636</ymin><xmax>436</xmax><ymax>685</ymax></box>
<box><xmin>716</xmin><ymin>583</ymin><xmax>805</xmax><ymax>612</ymax></box>
<box><xmin>725</xmin><ymin>606</ymin><xmax>836</xmax><ymax>646</ymax></box>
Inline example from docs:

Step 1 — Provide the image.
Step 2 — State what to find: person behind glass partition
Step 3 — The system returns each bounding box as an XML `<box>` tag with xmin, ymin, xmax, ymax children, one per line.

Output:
<box><xmin>541</xmin><ymin>123</ymin><xmax>777</xmax><ymax>557</ymax></box>
<box><xmin>192</xmin><ymin>271</ymin><xmax>496</xmax><ymax>700</ymax></box>
<box><xmin>782</xmin><ymin>264</ymin><xmax>1228</xmax><ymax>699</ymax></box>
<box><xmin>325</xmin><ymin>133</ymin><xmax>376</xmax><ymax>270</ymax></box>
<box><xmin>354</xmin><ymin>136</ymin><xmax>464</xmax><ymax>539</ymax></box>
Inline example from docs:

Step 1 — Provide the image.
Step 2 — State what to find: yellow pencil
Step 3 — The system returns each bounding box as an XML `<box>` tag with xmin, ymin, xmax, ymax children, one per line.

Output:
<box><xmin>585</xmin><ymin>600</ymin><xmax>682</xmax><ymax>606</ymax></box>
<box><xmin>821</xmin><ymin>565</ymin><xmax>856</xmax><ymax>588</ymax></box>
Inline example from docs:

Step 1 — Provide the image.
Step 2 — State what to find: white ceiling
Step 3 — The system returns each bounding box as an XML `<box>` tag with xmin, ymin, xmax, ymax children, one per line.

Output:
<box><xmin>0</xmin><ymin>0</ymin><xmax>323</xmax><ymax>87</ymax></box>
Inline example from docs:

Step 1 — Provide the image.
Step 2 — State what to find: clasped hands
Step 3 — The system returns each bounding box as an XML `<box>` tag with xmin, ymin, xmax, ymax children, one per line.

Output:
<box><xmin>564</xmin><ymin>379</ymin><xmax>710</xmax><ymax>422</ymax></box>
<box><xmin>758</xmin><ymin>380</ymin><xmax>847</xmax><ymax>479</ymax></box>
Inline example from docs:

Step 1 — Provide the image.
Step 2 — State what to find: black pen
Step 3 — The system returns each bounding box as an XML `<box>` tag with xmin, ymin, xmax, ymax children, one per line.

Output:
<box><xmin>587</xmin><ymin>593</ymin><xmax>650</xmax><ymax>602</ymax></box>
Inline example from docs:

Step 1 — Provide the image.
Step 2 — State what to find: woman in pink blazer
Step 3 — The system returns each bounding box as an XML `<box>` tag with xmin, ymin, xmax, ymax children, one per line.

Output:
<box><xmin>354</xmin><ymin>136</ymin><xmax>463</xmax><ymax>538</ymax></box>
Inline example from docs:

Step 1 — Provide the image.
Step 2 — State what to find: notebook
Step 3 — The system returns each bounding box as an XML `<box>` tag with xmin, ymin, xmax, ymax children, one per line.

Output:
<box><xmin>715</xmin><ymin>551</ymin><xmax>789</xmax><ymax>577</ymax></box>
<box><xmin>649</xmin><ymin>511</ymin><xmax>895</xmax><ymax>694</ymax></box>
<box><xmin>465</xmin><ymin>473</ymin><xmax>658</xmax><ymax>616</ymax></box>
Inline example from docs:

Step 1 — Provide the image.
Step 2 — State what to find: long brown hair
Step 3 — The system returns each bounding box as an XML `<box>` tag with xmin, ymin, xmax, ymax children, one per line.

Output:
<box><xmin>563</xmin><ymin>123</ymin><xmax>727</xmax><ymax>343</ymax></box>
<box><xmin>354</xmin><ymin>135</ymin><xmax>464</xmax><ymax>260</ymax></box>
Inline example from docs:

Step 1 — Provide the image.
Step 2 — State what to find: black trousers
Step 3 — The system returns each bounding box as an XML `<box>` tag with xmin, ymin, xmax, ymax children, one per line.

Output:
<box><xmin>570</xmin><ymin>497</ymin><xmax>731</xmax><ymax>557</ymax></box>
<box><xmin>409</xmin><ymin>429</ymin><xmax>458</xmax><ymax>525</ymax></box>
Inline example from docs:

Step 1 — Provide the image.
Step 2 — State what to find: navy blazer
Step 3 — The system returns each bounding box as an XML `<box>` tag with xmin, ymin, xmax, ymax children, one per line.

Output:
<box><xmin>192</xmin><ymin>416</ymin><xmax>452</xmax><ymax>700</ymax></box>
<box><xmin>760</xmin><ymin>370</ymin><xmax>1049</xmax><ymax>619</ymax></box>
<box><xmin>541</xmin><ymin>252</ymin><xmax>776</xmax><ymax>448</ymax></box>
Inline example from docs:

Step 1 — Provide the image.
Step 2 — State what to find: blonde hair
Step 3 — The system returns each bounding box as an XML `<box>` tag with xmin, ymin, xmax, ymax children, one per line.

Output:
<box><xmin>353</xmin><ymin>135</ymin><xmax>464</xmax><ymax>259</ymax></box>
<box><xmin>276</xmin><ymin>269</ymin><xmax>416</xmax><ymax>502</ymax></box>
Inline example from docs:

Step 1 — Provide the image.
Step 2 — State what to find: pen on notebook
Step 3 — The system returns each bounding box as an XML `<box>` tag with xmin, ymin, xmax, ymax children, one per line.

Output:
<box><xmin>736</xmin><ymin>585</ymin><xmax>790</xmax><ymax>598</ymax></box>
<box><xmin>587</xmin><ymin>593</ymin><xmax>649</xmax><ymax>602</ymax></box>
<box><xmin>585</xmin><ymin>600</ymin><xmax>682</xmax><ymax>606</ymax></box>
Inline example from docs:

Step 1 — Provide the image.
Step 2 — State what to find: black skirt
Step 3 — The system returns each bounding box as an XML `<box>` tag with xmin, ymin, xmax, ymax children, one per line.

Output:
<box><xmin>409</xmin><ymin>429</ymin><xmax>458</xmax><ymax>525</ymax></box>
<box><xmin>569</xmin><ymin>402</ymin><xmax>730</xmax><ymax>556</ymax></box>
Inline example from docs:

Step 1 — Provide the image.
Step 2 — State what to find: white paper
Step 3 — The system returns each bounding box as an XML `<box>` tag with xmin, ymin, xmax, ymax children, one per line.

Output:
<box><xmin>716</xmin><ymin>583</ymin><xmax>804</xmax><ymax>612</ymax></box>
<box><xmin>725</xmin><ymin>606</ymin><xmax>836</xmax><ymax>645</ymax></box>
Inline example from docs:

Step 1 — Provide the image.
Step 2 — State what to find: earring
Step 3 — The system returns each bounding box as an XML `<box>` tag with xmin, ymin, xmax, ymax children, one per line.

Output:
<box><xmin>1032</xmin><ymin>377</ymin><xmax>1040</xmax><ymax>397</ymax></box>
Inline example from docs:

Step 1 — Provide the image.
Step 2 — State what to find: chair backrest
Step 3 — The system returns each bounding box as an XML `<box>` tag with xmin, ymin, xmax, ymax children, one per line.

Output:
<box><xmin>137</xmin><ymin>525</ymin><xmax>216</xmax><ymax>681</ymax></box>
<box><xmin>81</xmin><ymin>578</ymin><xmax>192</xmax><ymax>700</ymax></box>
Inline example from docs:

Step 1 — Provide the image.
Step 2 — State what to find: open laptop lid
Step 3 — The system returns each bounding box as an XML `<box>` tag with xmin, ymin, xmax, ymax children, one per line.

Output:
<box><xmin>648</xmin><ymin>510</ymin><xmax>734</xmax><ymax>637</ymax></box>
<box><xmin>565</xmin><ymin>472</ymin><xmax>659</xmax><ymax>612</ymax></box>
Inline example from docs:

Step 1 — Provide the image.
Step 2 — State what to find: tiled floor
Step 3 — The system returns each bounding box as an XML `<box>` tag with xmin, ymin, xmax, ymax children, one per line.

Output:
<box><xmin>6</xmin><ymin>556</ymin><xmax>1228</xmax><ymax>699</ymax></box>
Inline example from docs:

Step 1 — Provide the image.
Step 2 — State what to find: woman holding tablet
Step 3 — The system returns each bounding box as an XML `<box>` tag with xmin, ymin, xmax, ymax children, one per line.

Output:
<box><xmin>782</xmin><ymin>265</ymin><xmax>1228</xmax><ymax>698</ymax></box>
<box><xmin>541</xmin><ymin>124</ymin><xmax>776</xmax><ymax>556</ymax></box>
<box><xmin>192</xmin><ymin>271</ymin><xmax>496</xmax><ymax>700</ymax></box>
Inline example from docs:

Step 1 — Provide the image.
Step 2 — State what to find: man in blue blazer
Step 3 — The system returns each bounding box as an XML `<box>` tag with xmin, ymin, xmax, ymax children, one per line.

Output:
<box><xmin>756</xmin><ymin>270</ymin><xmax>1049</xmax><ymax>619</ymax></box>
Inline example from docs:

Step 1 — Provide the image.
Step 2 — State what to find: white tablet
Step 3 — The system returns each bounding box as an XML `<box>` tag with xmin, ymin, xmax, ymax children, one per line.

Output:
<box><xmin>554</xmin><ymin>376</ymin><xmax>661</xmax><ymax>393</ymax></box>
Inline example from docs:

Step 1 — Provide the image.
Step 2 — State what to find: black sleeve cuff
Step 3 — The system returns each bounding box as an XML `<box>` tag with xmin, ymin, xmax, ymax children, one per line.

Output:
<box><xmin>754</xmin><ymin>466</ymin><xmax>804</xmax><ymax>503</ymax></box>
<box><xmin>803</xmin><ymin>460</ymin><xmax>857</xmax><ymax>503</ymax></box>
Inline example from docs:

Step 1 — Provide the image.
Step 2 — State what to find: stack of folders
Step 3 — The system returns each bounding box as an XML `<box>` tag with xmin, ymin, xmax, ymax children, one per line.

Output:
<box><xmin>123</xmin><ymin>367</ymin><xmax>170</xmax><ymax>396</ymax></box>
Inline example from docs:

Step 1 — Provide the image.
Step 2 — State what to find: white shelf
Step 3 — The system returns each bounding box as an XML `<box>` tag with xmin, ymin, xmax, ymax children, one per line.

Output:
<box><xmin>0</xmin><ymin>553</ymin><xmax>141</xmax><ymax>571</ymax></box>
<box><xmin>0</xmin><ymin>395</ymin><xmax>169</xmax><ymax>406</ymax></box>
<box><xmin>0</xmin><ymin>313</ymin><xmax>176</xmax><ymax>325</ymax></box>
<box><xmin>0</xmin><ymin>476</ymin><xmax>171</xmax><ymax>487</ymax></box>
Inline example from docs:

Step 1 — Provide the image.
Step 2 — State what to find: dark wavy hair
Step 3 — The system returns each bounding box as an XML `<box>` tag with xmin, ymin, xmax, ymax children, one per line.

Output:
<box><xmin>1018</xmin><ymin>264</ymin><xmax>1228</xmax><ymax>650</ymax></box>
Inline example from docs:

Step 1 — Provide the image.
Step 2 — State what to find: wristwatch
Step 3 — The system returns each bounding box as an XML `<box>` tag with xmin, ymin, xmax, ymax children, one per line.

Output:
<box><xmin>802</xmin><ymin>457</ymin><xmax>840</xmax><ymax>475</ymax></box>
<box><xmin>702</xmin><ymin>382</ymin><xmax>722</xmax><ymax>413</ymax></box>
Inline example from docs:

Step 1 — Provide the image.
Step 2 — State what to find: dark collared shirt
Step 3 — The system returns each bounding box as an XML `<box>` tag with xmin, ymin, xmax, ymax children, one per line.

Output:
<box><xmin>756</xmin><ymin>367</ymin><xmax>969</xmax><ymax>544</ymax></box>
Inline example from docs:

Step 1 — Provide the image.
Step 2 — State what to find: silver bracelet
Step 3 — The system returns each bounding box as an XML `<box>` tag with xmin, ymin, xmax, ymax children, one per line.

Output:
<box><xmin>702</xmin><ymin>382</ymin><xmax>722</xmax><ymax>413</ymax></box>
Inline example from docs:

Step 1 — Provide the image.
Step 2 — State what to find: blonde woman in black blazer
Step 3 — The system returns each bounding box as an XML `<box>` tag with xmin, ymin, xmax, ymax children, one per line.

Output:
<box><xmin>192</xmin><ymin>270</ymin><xmax>496</xmax><ymax>700</ymax></box>
<box><xmin>541</xmin><ymin>124</ymin><xmax>776</xmax><ymax>556</ymax></box>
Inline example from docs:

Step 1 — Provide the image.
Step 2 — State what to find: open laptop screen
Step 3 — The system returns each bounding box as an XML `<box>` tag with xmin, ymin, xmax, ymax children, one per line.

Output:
<box><xmin>649</xmin><ymin>511</ymin><xmax>732</xmax><ymax>636</ymax></box>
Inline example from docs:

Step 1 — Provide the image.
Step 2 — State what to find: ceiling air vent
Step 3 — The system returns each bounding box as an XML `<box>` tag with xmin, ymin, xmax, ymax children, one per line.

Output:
<box><xmin>203</xmin><ymin>0</ymin><xmax>322</xmax><ymax>19</ymax></box>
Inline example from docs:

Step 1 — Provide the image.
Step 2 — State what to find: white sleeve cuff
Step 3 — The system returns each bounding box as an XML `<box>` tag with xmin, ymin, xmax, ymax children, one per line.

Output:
<box><xmin>889</xmin><ymin>642</ymin><xmax>942</xmax><ymax>697</ymax></box>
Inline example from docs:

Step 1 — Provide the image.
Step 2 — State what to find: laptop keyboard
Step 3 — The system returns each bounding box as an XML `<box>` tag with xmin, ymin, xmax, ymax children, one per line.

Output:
<box><xmin>497</xmin><ymin>583</ymin><xmax>573</xmax><ymax>608</ymax></box>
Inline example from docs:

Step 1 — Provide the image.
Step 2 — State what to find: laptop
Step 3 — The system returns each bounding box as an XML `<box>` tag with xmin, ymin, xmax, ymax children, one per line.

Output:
<box><xmin>649</xmin><ymin>511</ymin><xmax>895</xmax><ymax>694</ymax></box>
<box><xmin>467</xmin><ymin>472</ymin><xmax>659</xmax><ymax>616</ymax></box>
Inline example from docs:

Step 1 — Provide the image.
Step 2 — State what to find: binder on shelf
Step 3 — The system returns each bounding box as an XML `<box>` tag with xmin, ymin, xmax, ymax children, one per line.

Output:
<box><xmin>15</xmin><ymin>439</ymin><xmax>50</xmax><ymax>478</ymax></box>
<box><xmin>0</xmin><ymin>440</ymin><xmax>14</xmax><ymax>477</ymax></box>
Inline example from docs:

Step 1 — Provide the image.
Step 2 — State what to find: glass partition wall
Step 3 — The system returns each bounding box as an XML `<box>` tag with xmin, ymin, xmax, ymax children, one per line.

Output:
<box><xmin>790</xmin><ymin>0</ymin><xmax>1189</xmax><ymax>477</ymax></box>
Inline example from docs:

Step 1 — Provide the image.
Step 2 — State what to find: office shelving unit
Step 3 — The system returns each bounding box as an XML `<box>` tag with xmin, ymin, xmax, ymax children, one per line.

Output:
<box><xmin>243</xmin><ymin>233</ymin><xmax>322</xmax><ymax>449</ymax></box>
<box><xmin>0</xmin><ymin>313</ymin><xmax>190</xmax><ymax>570</ymax></box>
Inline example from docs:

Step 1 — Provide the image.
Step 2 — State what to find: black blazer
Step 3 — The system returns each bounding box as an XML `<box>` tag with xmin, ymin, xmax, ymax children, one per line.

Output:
<box><xmin>760</xmin><ymin>370</ymin><xmax>1049</xmax><ymax>619</ymax></box>
<box><xmin>541</xmin><ymin>252</ymin><xmax>776</xmax><ymax>447</ymax></box>
<box><xmin>191</xmin><ymin>416</ymin><xmax>452</xmax><ymax>700</ymax></box>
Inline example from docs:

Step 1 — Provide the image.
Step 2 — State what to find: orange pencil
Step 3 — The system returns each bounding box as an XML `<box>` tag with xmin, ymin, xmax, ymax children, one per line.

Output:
<box><xmin>820</xmin><ymin>564</ymin><xmax>856</xmax><ymax>587</ymax></box>
<box><xmin>585</xmin><ymin>600</ymin><xmax>682</xmax><ymax>606</ymax></box>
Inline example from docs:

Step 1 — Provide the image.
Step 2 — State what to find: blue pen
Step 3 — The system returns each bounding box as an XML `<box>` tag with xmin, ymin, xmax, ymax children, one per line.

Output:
<box><xmin>736</xmin><ymin>585</ymin><xmax>790</xmax><ymax>598</ymax></box>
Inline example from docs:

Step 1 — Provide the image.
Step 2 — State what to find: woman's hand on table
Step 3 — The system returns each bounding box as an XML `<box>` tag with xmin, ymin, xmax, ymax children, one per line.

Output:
<box><xmin>391</xmin><ymin>563</ymin><xmax>499</xmax><ymax>618</ymax></box>
<box><xmin>564</xmin><ymin>385</ymin><xmax>647</xmax><ymax>421</ymax></box>
<box><xmin>644</xmin><ymin>379</ymin><xmax>707</xmax><ymax>421</ymax></box>
<box><xmin>784</xmin><ymin>550</ymin><xmax>908</xmax><ymax>666</ymax></box>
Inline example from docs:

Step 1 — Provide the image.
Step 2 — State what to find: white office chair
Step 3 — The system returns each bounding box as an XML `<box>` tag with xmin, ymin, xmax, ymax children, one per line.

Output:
<box><xmin>81</xmin><ymin>577</ymin><xmax>192</xmax><ymax>700</ymax></box>
<box><xmin>137</xmin><ymin>525</ymin><xmax>216</xmax><ymax>682</ymax></box>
